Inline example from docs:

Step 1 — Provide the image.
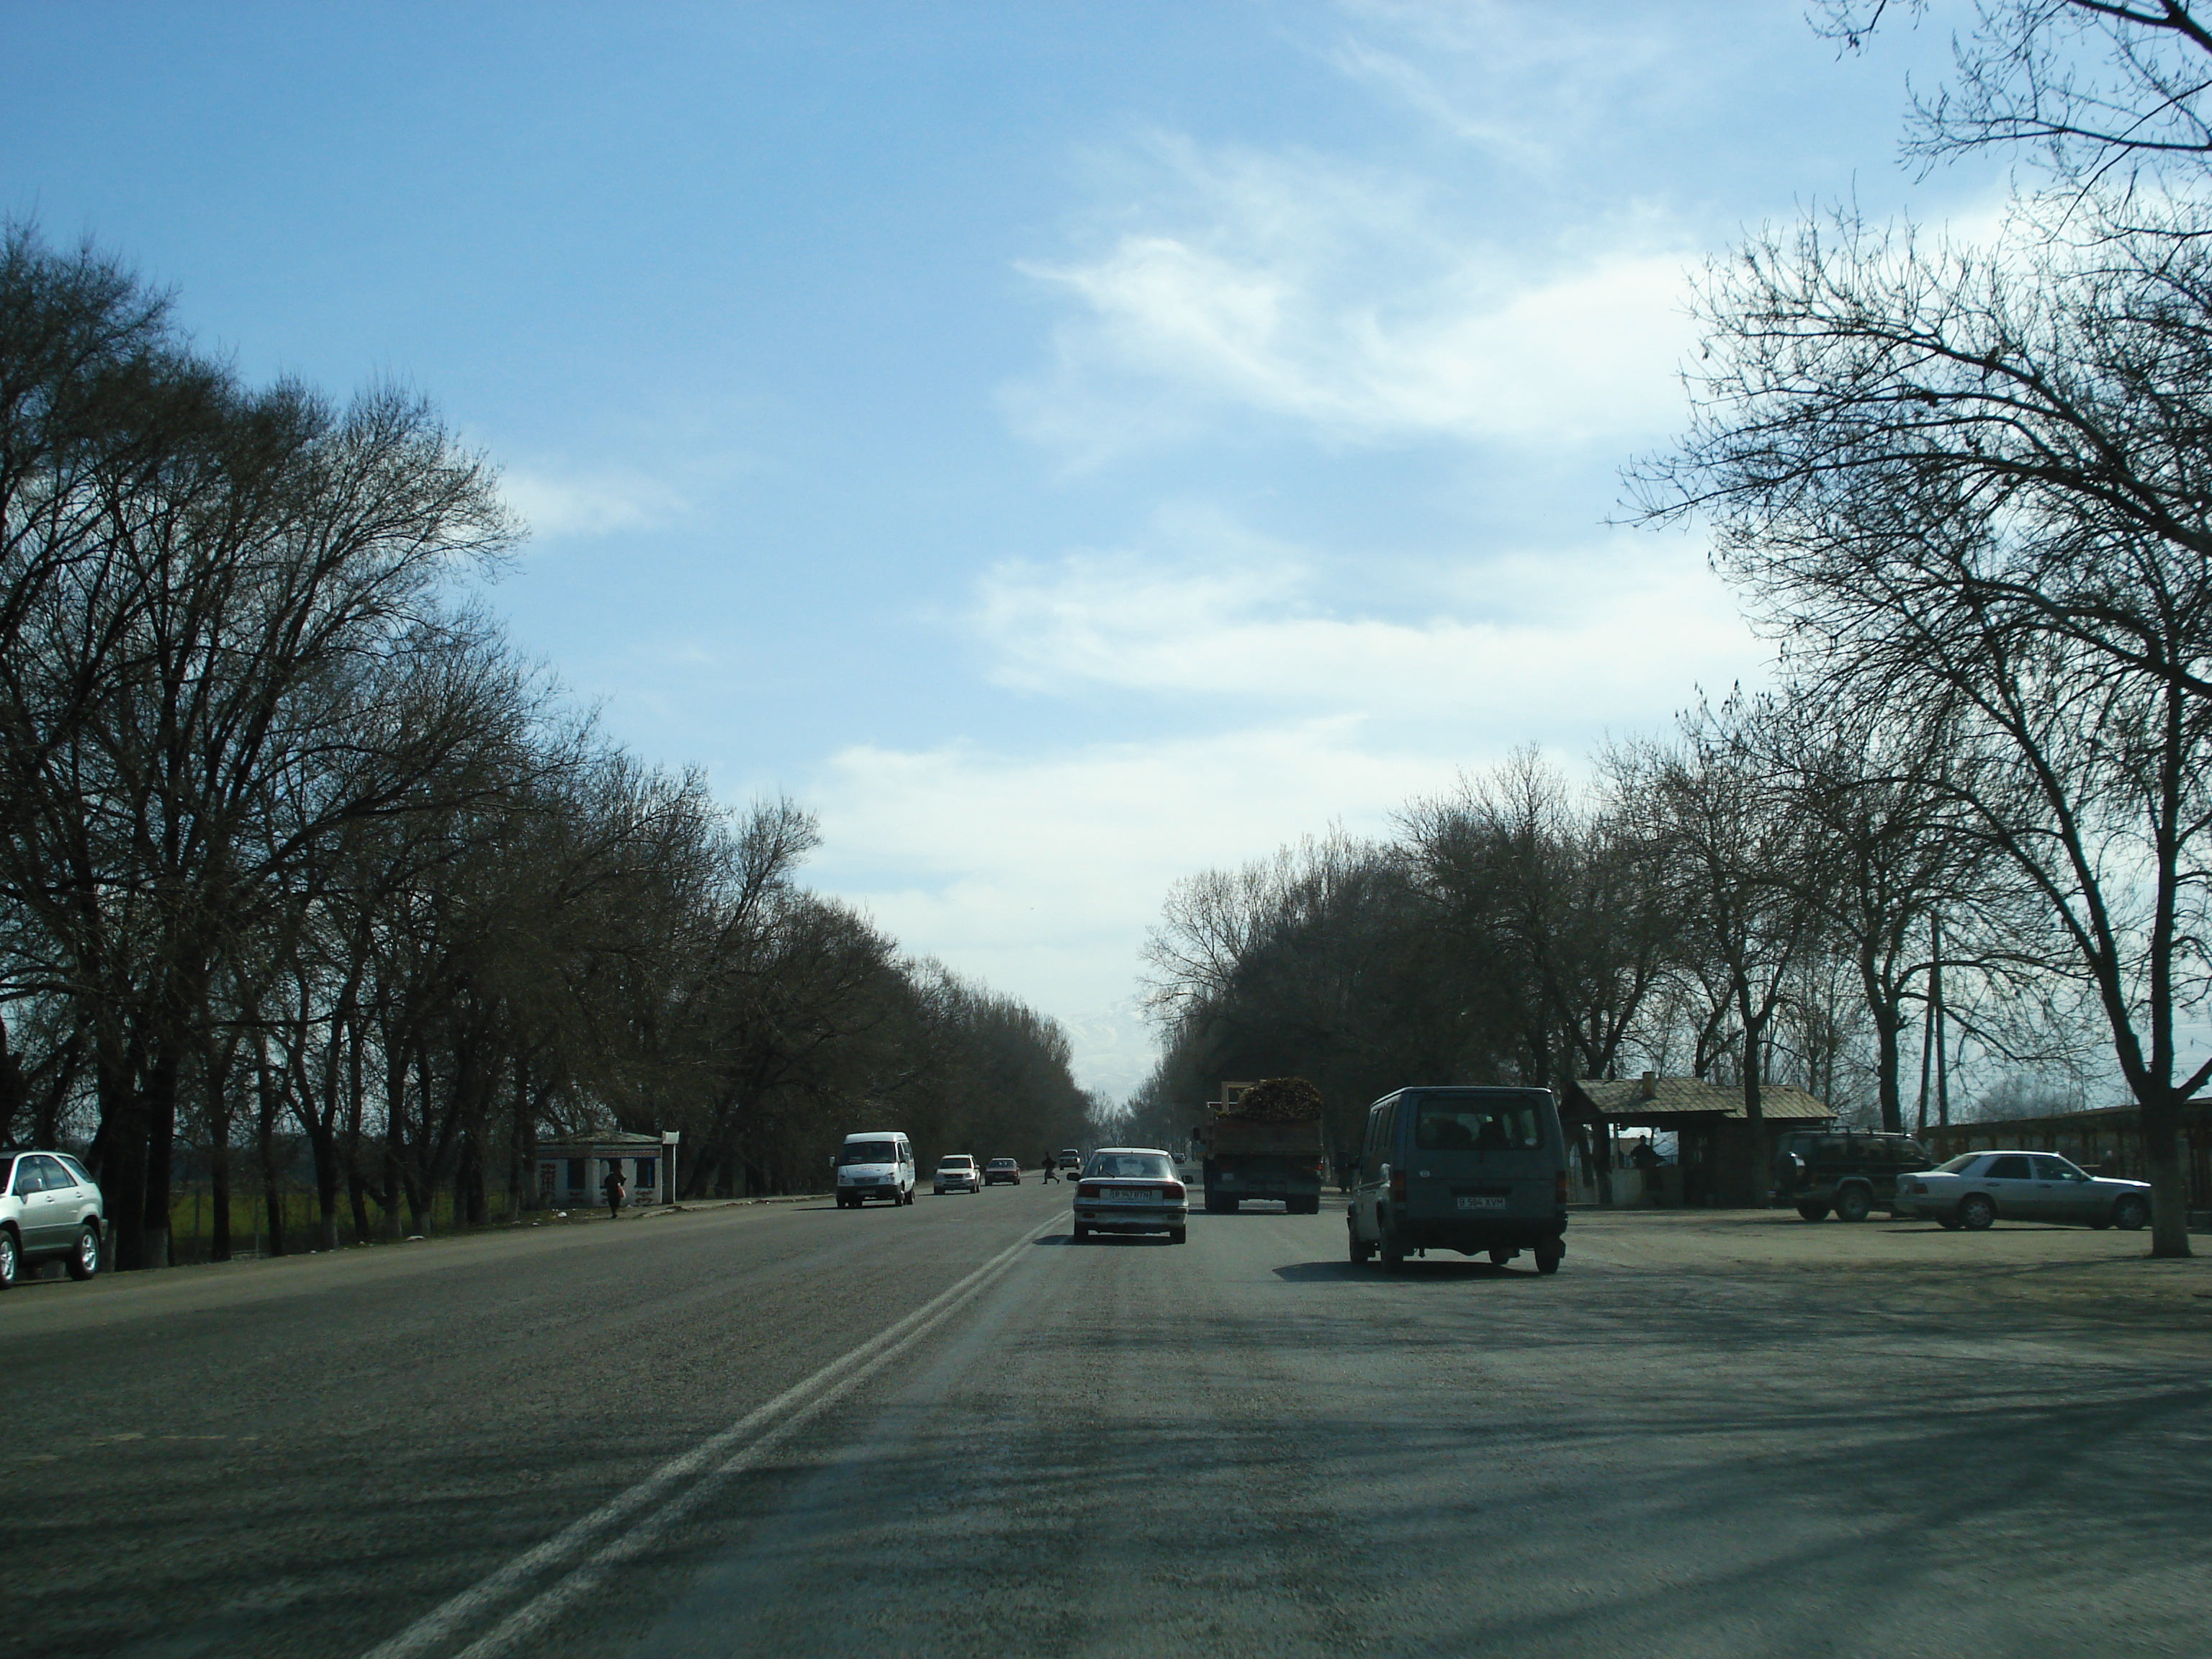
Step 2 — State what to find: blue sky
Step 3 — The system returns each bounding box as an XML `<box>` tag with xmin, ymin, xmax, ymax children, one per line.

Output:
<box><xmin>2</xmin><ymin>2</ymin><xmax>2005</xmax><ymax>1094</ymax></box>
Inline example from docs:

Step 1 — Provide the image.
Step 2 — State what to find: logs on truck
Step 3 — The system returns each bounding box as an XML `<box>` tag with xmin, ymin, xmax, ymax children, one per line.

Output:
<box><xmin>1194</xmin><ymin>1078</ymin><xmax>1328</xmax><ymax>1213</ymax></box>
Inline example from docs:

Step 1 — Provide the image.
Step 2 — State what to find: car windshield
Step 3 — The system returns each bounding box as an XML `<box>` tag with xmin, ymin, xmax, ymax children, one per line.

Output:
<box><xmin>1088</xmin><ymin>1153</ymin><xmax>1174</xmax><ymax>1181</ymax></box>
<box><xmin>840</xmin><ymin>1141</ymin><xmax>898</xmax><ymax>1165</ymax></box>
<box><xmin>1936</xmin><ymin>1154</ymin><xmax>1982</xmax><ymax>1174</ymax></box>
<box><xmin>1415</xmin><ymin>1100</ymin><xmax>1543</xmax><ymax>1152</ymax></box>
<box><xmin>938</xmin><ymin>1159</ymin><xmax>970</xmax><ymax>1170</ymax></box>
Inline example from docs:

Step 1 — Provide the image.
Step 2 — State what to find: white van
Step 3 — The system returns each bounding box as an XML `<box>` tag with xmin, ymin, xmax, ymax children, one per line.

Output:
<box><xmin>835</xmin><ymin>1132</ymin><xmax>915</xmax><ymax>1208</ymax></box>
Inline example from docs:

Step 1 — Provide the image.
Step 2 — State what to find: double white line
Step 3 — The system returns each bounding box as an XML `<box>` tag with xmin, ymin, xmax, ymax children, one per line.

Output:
<box><xmin>359</xmin><ymin>1213</ymin><xmax>1064</xmax><ymax>1659</ymax></box>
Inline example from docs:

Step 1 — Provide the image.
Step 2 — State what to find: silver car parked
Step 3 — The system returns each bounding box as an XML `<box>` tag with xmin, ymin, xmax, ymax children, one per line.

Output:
<box><xmin>1892</xmin><ymin>1151</ymin><xmax>2152</xmax><ymax>1232</ymax></box>
<box><xmin>0</xmin><ymin>1151</ymin><xmax>107</xmax><ymax>1287</ymax></box>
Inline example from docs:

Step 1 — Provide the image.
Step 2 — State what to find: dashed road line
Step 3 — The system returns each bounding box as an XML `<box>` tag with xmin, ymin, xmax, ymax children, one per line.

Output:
<box><xmin>357</xmin><ymin>1210</ymin><xmax>1066</xmax><ymax>1659</ymax></box>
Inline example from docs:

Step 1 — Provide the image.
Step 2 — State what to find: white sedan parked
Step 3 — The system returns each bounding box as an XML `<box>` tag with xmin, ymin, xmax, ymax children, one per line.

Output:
<box><xmin>1893</xmin><ymin>1151</ymin><xmax>2152</xmax><ymax>1231</ymax></box>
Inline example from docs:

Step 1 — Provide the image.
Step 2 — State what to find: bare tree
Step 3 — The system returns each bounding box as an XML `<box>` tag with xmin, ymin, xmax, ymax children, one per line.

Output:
<box><xmin>1820</xmin><ymin>1</ymin><xmax>2212</xmax><ymax>185</ymax></box>
<box><xmin>1609</xmin><ymin>709</ymin><xmax>1840</xmax><ymax>1205</ymax></box>
<box><xmin>1637</xmin><ymin>210</ymin><xmax>2212</xmax><ymax>1254</ymax></box>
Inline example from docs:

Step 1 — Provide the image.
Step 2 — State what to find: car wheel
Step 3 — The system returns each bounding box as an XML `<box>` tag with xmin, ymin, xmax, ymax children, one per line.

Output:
<box><xmin>1795</xmin><ymin>1201</ymin><xmax>1831</xmax><ymax>1222</ymax></box>
<box><xmin>1169</xmin><ymin>1227</ymin><xmax>1187</xmax><ymax>1245</ymax></box>
<box><xmin>68</xmin><ymin>1223</ymin><xmax>100</xmax><ymax>1281</ymax></box>
<box><xmin>1958</xmin><ymin>1194</ymin><xmax>1996</xmax><ymax>1231</ymax></box>
<box><xmin>1348</xmin><ymin>1220</ymin><xmax>1374</xmax><ymax>1264</ymax></box>
<box><xmin>1072</xmin><ymin>1223</ymin><xmax>1089</xmax><ymax>1242</ymax></box>
<box><xmin>1220</xmin><ymin>1197</ymin><xmax>1241</xmax><ymax>1214</ymax></box>
<box><xmin>1380</xmin><ymin>1231</ymin><xmax>1405</xmax><ymax>1272</ymax></box>
<box><xmin>1534</xmin><ymin>1241</ymin><xmax>1563</xmax><ymax>1275</ymax></box>
<box><xmin>0</xmin><ymin>1228</ymin><xmax>17</xmax><ymax>1290</ymax></box>
<box><xmin>2114</xmin><ymin>1195</ymin><xmax>2151</xmax><ymax>1231</ymax></box>
<box><xmin>1834</xmin><ymin>1186</ymin><xmax>1873</xmax><ymax>1224</ymax></box>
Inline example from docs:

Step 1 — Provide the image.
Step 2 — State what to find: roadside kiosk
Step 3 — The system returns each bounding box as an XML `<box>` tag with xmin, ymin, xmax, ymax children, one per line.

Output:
<box><xmin>534</xmin><ymin>1130</ymin><xmax>670</xmax><ymax>1211</ymax></box>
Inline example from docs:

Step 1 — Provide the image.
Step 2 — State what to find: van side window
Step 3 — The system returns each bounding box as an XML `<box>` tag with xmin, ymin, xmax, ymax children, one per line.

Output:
<box><xmin>1362</xmin><ymin>1106</ymin><xmax>1387</xmax><ymax>1178</ymax></box>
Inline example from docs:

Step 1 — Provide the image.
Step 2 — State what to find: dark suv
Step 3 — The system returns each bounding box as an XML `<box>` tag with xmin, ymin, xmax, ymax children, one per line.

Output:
<box><xmin>1771</xmin><ymin>1130</ymin><xmax>1932</xmax><ymax>1223</ymax></box>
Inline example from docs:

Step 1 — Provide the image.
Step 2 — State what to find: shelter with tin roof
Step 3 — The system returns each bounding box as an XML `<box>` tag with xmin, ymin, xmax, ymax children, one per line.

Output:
<box><xmin>1562</xmin><ymin>1072</ymin><xmax>1834</xmax><ymax>1207</ymax></box>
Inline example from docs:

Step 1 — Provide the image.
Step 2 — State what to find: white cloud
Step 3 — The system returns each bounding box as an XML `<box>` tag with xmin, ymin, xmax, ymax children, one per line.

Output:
<box><xmin>502</xmin><ymin>463</ymin><xmax>690</xmax><ymax>540</ymax></box>
<box><xmin>969</xmin><ymin>523</ymin><xmax>1755</xmax><ymax>737</ymax></box>
<box><xmin>805</xmin><ymin>523</ymin><xmax>1765</xmax><ymax>1097</ymax></box>
<box><xmin>1003</xmin><ymin>136</ymin><xmax>1698</xmax><ymax>460</ymax></box>
<box><xmin>805</xmin><ymin>718</ymin><xmax>1467</xmax><ymax>1097</ymax></box>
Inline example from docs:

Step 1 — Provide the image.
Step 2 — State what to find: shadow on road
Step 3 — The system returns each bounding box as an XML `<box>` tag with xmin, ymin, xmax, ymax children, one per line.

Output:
<box><xmin>1273</xmin><ymin>1259</ymin><xmax>1521</xmax><ymax>1282</ymax></box>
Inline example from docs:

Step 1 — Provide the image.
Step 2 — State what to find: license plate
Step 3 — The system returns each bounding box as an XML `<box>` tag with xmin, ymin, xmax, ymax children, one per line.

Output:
<box><xmin>1115</xmin><ymin>1188</ymin><xmax>1161</xmax><ymax>1201</ymax></box>
<box><xmin>1457</xmin><ymin>1195</ymin><xmax>1506</xmax><ymax>1211</ymax></box>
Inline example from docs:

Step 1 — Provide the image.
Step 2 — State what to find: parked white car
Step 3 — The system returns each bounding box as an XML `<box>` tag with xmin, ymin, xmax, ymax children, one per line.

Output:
<box><xmin>933</xmin><ymin>1154</ymin><xmax>981</xmax><ymax>1195</ymax></box>
<box><xmin>0</xmin><ymin>1151</ymin><xmax>107</xmax><ymax>1288</ymax></box>
<box><xmin>1893</xmin><ymin>1151</ymin><xmax>2152</xmax><ymax>1231</ymax></box>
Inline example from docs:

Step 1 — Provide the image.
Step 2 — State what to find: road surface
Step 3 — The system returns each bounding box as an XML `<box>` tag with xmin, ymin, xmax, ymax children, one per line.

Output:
<box><xmin>5</xmin><ymin>1184</ymin><xmax>2209</xmax><ymax>1658</ymax></box>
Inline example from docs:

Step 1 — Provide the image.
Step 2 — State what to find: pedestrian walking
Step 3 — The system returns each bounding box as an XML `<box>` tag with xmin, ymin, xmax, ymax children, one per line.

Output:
<box><xmin>602</xmin><ymin>1161</ymin><xmax>627</xmax><ymax>1220</ymax></box>
<box><xmin>1040</xmin><ymin>1156</ymin><xmax>1059</xmax><ymax>1184</ymax></box>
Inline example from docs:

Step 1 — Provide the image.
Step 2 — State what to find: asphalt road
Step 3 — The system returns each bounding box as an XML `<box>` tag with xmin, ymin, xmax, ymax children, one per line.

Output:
<box><xmin>6</xmin><ymin>1185</ymin><xmax>2211</xmax><ymax>1659</ymax></box>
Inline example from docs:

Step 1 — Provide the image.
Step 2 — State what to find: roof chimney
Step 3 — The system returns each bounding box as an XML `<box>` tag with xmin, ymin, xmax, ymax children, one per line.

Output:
<box><xmin>1640</xmin><ymin>1071</ymin><xmax>1658</xmax><ymax>1100</ymax></box>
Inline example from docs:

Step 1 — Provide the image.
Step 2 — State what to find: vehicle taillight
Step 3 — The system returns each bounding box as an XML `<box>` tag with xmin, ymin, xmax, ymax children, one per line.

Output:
<box><xmin>1555</xmin><ymin>1169</ymin><xmax>1569</xmax><ymax>1205</ymax></box>
<box><xmin>1077</xmin><ymin>1183</ymin><xmax>1100</xmax><ymax>1200</ymax></box>
<box><xmin>1390</xmin><ymin>1167</ymin><xmax>1406</xmax><ymax>1204</ymax></box>
<box><xmin>1164</xmin><ymin>1182</ymin><xmax>1187</xmax><ymax>1201</ymax></box>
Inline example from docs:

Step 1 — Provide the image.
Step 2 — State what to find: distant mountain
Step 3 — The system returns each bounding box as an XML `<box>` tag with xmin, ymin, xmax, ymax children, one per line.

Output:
<box><xmin>1064</xmin><ymin>997</ymin><xmax>1158</xmax><ymax>1102</ymax></box>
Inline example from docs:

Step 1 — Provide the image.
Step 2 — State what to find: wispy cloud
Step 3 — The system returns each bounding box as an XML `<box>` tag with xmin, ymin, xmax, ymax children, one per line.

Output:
<box><xmin>502</xmin><ymin>463</ymin><xmax>691</xmax><ymax>540</ymax></box>
<box><xmin>968</xmin><ymin>515</ymin><xmax>1755</xmax><ymax>736</ymax></box>
<box><xmin>1326</xmin><ymin>1</ymin><xmax>1678</xmax><ymax>157</ymax></box>
<box><xmin>1002</xmin><ymin>135</ymin><xmax>1697</xmax><ymax>463</ymax></box>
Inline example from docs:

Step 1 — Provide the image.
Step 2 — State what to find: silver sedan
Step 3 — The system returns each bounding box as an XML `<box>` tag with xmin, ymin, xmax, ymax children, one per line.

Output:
<box><xmin>1893</xmin><ymin>1151</ymin><xmax>2152</xmax><ymax>1231</ymax></box>
<box><xmin>1071</xmin><ymin>1147</ymin><xmax>1188</xmax><ymax>1244</ymax></box>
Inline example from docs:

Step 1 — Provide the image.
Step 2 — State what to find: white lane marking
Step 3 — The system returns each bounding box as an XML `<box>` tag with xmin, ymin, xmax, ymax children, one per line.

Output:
<box><xmin>359</xmin><ymin>1211</ymin><xmax>1066</xmax><ymax>1659</ymax></box>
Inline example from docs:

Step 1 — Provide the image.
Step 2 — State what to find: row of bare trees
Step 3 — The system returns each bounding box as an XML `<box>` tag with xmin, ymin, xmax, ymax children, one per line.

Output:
<box><xmin>0</xmin><ymin>226</ymin><xmax>1095</xmax><ymax>1269</ymax></box>
<box><xmin>1132</xmin><ymin>3</ymin><xmax>2212</xmax><ymax>1256</ymax></box>
<box><xmin>1663</xmin><ymin>0</ymin><xmax>2212</xmax><ymax>1254</ymax></box>
<box><xmin>1127</xmin><ymin>727</ymin><xmax>2087</xmax><ymax>1211</ymax></box>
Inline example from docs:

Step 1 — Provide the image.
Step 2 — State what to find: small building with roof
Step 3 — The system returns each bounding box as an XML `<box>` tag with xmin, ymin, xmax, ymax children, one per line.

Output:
<box><xmin>1562</xmin><ymin>1072</ymin><xmax>1835</xmax><ymax>1208</ymax></box>
<box><xmin>533</xmin><ymin>1130</ymin><xmax>670</xmax><ymax>1211</ymax></box>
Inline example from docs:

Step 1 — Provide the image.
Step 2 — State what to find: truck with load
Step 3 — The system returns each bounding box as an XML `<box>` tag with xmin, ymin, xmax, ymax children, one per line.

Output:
<box><xmin>1191</xmin><ymin>1078</ymin><xmax>1328</xmax><ymax>1214</ymax></box>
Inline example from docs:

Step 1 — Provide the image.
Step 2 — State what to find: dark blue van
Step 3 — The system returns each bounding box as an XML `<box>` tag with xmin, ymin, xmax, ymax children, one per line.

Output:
<box><xmin>1347</xmin><ymin>1087</ymin><xmax>1568</xmax><ymax>1273</ymax></box>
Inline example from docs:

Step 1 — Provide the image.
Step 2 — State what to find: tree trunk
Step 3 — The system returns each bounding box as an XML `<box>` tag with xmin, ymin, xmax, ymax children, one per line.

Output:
<box><xmin>2141</xmin><ymin>1095</ymin><xmax>2195</xmax><ymax>1259</ymax></box>
<box><xmin>1738</xmin><ymin>994</ymin><xmax>1768</xmax><ymax>1209</ymax></box>
<box><xmin>96</xmin><ymin>1032</ymin><xmax>151</xmax><ymax>1270</ymax></box>
<box><xmin>255</xmin><ymin>1039</ymin><xmax>287</xmax><ymax>1258</ymax></box>
<box><xmin>207</xmin><ymin>1036</ymin><xmax>235</xmax><ymax>1263</ymax></box>
<box><xmin>138</xmin><ymin>1043</ymin><xmax>179</xmax><ymax>1270</ymax></box>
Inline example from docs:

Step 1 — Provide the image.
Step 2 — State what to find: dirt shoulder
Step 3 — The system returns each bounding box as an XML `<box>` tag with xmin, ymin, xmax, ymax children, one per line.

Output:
<box><xmin>1570</xmin><ymin>1206</ymin><xmax>2212</xmax><ymax>1349</ymax></box>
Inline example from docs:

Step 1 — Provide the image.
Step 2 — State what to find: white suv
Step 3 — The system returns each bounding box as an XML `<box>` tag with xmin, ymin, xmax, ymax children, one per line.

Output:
<box><xmin>1</xmin><ymin>1151</ymin><xmax>107</xmax><ymax>1288</ymax></box>
<box><xmin>934</xmin><ymin>1155</ymin><xmax>981</xmax><ymax>1195</ymax></box>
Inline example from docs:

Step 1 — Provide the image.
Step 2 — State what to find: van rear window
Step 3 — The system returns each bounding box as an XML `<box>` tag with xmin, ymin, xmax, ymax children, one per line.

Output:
<box><xmin>1415</xmin><ymin>1101</ymin><xmax>1544</xmax><ymax>1152</ymax></box>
